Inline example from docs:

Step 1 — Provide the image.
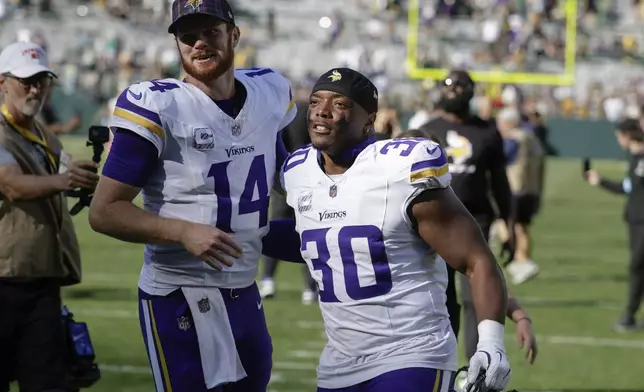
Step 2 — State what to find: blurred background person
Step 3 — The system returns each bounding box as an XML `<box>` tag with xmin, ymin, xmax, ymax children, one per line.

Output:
<box><xmin>37</xmin><ymin>91</ymin><xmax>82</xmax><ymax>135</ymax></box>
<box><xmin>586</xmin><ymin>118</ymin><xmax>644</xmax><ymax>331</ymax></box>
<box><xmin>417</xmin><ymin>69</ymin><xmax>515</xmax><ymax>375</ymax></box>
<box><xmin>373</xmin><ymin>99</ymin><xmax>403</xmax><ymax>139</ymax></box>
<box><xmin>496</xmin><ymin>106</ymin><xmax>543</xmax><ymax>285</ymax></box>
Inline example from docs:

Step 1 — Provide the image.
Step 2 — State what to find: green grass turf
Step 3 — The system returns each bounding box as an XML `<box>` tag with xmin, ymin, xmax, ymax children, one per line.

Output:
<box><xmin>19</xmin><ymin>136</ymin><xmax>643</xmax><ymax>392</ymax></box>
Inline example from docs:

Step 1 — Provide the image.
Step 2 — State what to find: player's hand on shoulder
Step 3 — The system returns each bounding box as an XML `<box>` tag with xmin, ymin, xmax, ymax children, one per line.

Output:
<box><xmin>65</xmin><ymin>159</ymin><xmax>99</xmax><ymax>191</ymax></box>
<box><xmin>179</xmin><ymin>223</ymin><xmax>243</xmax><ymax>271</ymax></box>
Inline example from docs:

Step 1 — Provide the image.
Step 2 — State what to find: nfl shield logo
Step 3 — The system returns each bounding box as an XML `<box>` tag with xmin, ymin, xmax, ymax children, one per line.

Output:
<box><xmin>329</xmin><ymin>184</ymin><xmax>338</xmax><ymax>198</ymax></box>
<box><xmin>231</xmin><ymin>123</ymin><xmax>242</xmax><ymax>137</ymax></box>
<box><xmin>177</xmin><ymin>316</ymin><xmax>191</xmax><ymax>331</ymax></box>
<box><xmin>197</xmin><ymin>298</ymin><xmax>210</xmax><ymax>313</ymax></box>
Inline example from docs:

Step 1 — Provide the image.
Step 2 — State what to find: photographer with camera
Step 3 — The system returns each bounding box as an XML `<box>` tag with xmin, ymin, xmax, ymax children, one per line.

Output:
<box><xmin>0</xmin><ymin>42</ymin><xmax>99</xmax><ymax>392</ymax></box>
<box><xmin>585</xmin><ymin>118</ymin><xmax>644</xmax><ymax>332</ymax></box>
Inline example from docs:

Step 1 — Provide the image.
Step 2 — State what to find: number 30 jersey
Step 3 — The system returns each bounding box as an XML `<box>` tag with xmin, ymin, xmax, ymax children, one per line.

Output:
<box><xmin>281</xmin><ymin>138</ymin><xmax>458</xmax><ymax>389</ymax></box>
<box><xmin>109</xmin><ymin>68</ymin><xmax>296</xmax><ymax>293</ymax></box>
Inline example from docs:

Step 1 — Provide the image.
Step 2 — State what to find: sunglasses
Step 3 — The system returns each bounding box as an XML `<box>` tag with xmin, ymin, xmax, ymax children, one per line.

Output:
<box><xmin>4</xmin><ymin>73</ymin><xmax>54</xmax><ymax>89</ymax></box>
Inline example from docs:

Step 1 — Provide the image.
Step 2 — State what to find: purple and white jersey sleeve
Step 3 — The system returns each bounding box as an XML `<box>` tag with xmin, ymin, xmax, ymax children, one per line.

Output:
<box><xmin>407</xmin><ymin>138</ymin><xmax>451</xmax><ymax>189</ymax></box>
<box><xmin>110</xmin><ymin>83</ymin><xmax>166</xmax><ymax>156</ymax></box>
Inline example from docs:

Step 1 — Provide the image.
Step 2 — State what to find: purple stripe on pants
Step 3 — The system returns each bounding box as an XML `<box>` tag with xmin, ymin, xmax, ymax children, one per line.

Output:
<box><xmin>138</xmin><ymin>283</ymin><xmax>272</xmax><ymax>392</ymax></box>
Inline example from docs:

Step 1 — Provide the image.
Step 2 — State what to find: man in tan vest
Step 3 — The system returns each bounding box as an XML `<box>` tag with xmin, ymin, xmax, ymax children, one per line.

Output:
<box><xmin>0</xmin><ymin>42</ymin><xmax>98</xmax><ymax>392</ymax></box>
<box><xmin>496</xmin><ymin>107</ymin><xmax>544</xmax><ymax>285</ymax></box>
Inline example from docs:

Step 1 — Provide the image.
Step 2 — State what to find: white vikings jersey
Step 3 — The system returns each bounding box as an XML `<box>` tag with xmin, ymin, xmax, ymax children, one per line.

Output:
<box><xmin>110</xmin><ymin>68</ymin><xmax>296</xmax><ymax>293</ymax></box>
<box><xmin>282</xmin><ymin>138</ymin><xmax>458</xmax><ymax>388</ymax></box>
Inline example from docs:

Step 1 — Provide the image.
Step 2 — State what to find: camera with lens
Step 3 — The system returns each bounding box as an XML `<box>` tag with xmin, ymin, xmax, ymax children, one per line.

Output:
<box><xmin>67</xmin><ymin>125</ymin><xmax>110</xmax><ymax>216</ymax></box>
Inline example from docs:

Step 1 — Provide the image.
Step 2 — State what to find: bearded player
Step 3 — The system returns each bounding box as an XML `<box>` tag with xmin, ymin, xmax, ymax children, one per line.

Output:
<box><xmin>88</xmin><ymin>0</ymin><xmax>298</xmax><ymax>391</ymax></box>
<box><xmin>281</xmin><ymin>68</ymin><xmax>511</xmax><ymax>392</ymax></box>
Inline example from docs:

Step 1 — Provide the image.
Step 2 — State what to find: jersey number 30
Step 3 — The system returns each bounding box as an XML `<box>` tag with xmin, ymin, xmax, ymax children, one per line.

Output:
<box><xmin>300</xmin><ymin>225</ymin><xmax>392</xmax><ymax>302</ymax></box>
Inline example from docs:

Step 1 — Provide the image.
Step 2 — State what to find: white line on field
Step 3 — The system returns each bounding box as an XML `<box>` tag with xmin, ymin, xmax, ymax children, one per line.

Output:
<box><xmin>274</xmin><ymin>361</ymin><xmax>317</xmax><ymax>371</ymax></box>
<box><xmin>72</xmin><ymin>309</ymin><xmax>644</xmax><ymax>350</ymax></box>
<box><xmin>296</xmin><ymin>320</ymin><xmax>323</xmax><ymax>329</ymax></box>
<box><xmin>289</xmin><ymin>350</ymin><xmax>320</xmax><ymax>359</ymax></box>
<box><xmin>72</xmin><ymin>292</ymin><xmax>627</xmax><ymax>321</ymax></box>
<box><xmin>83</xmin><ymin>273</ymin><xmax>138</xmax><ymax>282</ymax></box>
<box><xmin>304</xmin><ymin>340</ymin><xmax>326</xmax><ymax>349</ymax></box>
<box><xmin>519</xmin><ymin>296</ymin><xmax>622</xmax><ymax>310</ymax></box>
<box><xmin>75</xmin><ymin>308</ymin><xmax>138</xmax><ymax>318</ymax></box>
<box><xmin>538</xmin><ymin>335</ymin><xmax>644</xmax><ymax>349</ymax></box>
<box><xmin>101</xmin><ymin>362</ymin><xmax>317</xmax><ymax>373</ymax></box>
<box><xmin>101</xmin><ymin>364</ymin><xmax>149</xmax><ymax>374</ymax></box>
<box><xmin>101</xmin><ymin>363</ymin><xmax>317</xmax><ymax>386</ymax></box>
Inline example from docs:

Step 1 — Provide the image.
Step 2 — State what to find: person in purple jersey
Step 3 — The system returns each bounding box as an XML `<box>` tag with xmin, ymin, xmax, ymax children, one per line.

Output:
<box><xmin>88</xmin><ymin>0</ymin><xmax>303</xmax><ymax>391</ymax></box>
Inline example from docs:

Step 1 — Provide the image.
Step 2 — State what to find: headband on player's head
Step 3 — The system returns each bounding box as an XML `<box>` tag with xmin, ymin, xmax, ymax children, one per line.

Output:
<box><xmin>311</xmin><ymin>68</ymin><xmax>379</xmax><ymax>114</ymax></box>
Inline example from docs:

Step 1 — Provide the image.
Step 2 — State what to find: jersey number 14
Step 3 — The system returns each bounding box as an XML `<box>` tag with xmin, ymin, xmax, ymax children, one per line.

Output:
<box><xmin>208</xmin><ymin>155</ymin><xmax>269</xmax><ymax>233</ymax></box>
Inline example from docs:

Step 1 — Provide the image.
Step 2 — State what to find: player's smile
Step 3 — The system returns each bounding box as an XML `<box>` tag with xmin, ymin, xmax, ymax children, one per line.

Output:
<box><xmin>310</xmin><ymin>121</ymin><xmax>334</xmax><ymax>136</ymax></box>
<box><xmin>193</xmin><ymin>52</ymin><xmax>216</xmax><ymax>61</ymax></box>
<box><xmin>193</xmin><ymin>53</ymin><xmax>217</xmax><ymax>67</ymax></box>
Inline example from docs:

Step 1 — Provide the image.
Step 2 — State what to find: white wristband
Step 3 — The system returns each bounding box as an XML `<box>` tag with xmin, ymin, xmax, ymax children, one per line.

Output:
<box><xmin>477</xmin><ymin>319</ymin><xmax>505</xmax><ymax>345</ymax></box>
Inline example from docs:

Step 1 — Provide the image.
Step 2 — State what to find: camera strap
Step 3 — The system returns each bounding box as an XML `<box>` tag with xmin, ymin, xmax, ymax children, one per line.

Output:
<box><xmin>1</xmin><ymin>104</ymin><xmax>58</xmax><ymax>172</ymax></box>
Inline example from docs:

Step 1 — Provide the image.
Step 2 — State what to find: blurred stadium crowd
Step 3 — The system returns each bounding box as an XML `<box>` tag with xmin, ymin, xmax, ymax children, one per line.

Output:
<box><xmin>3</xmin><ymin>0</ymin><xmax>644</xmax><ymax>131</ymax></box>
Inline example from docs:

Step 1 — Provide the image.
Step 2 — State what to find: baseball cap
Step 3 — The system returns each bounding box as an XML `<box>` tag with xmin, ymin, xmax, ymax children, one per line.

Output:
<box><xmin>312</xmin><ymin>68</ymin><xmax>379</xmax><ymax>114</ymax></box>
<box><xmin>168</xmin><ymin>0</ymin><xmax>235</xmax><ymax>34</ymax></box>
<box><xmin>0</xmin><ymin>42</ymin><xmax>57</xmax><ymax>79</ymax></box>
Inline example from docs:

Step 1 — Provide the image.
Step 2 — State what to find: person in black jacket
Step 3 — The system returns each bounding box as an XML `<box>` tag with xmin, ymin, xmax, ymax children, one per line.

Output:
<box><xmin>586</xmin><ymin>118</ymin><xmax>644</xmax><ymax>331</ymax></box>
<box><xmin>417</xmin><ymin>69</ymin><xmax>518</xmax><ymax>374</ymax></box>
<box><xmin>259</xmin><ymin>97</ymin><xmax>318</xmax><ymax>304</ymax></box>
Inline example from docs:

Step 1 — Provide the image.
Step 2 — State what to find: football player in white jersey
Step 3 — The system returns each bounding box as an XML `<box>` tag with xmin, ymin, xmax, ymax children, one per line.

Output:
<box><xmin>88</xmin><ymin>0</ymin><xmax>298</xmax><ymax>391</ymax></box>
<box><xmin>281</xmin><ymin>68</ymin><xmax>511</xmax><ymax>392</ymax></box>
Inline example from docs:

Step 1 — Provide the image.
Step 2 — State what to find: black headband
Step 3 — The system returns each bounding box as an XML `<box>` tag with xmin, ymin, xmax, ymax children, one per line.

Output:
<box><xmin>311</xmin><ymin>68</ymin><xmax>378</xmax><ymax>114</ymax></box>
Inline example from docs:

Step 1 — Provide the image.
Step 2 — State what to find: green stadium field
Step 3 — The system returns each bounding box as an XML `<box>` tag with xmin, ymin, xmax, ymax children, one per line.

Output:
<box><xmin>40</xmin><ymin>136</ymin><xmax>644</xmax><ymax>392</ymax></box>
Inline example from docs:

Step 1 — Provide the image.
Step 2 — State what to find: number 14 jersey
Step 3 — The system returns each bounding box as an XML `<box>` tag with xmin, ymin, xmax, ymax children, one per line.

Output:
<box><xmin>281</xmin><ymin>138</ymin><xmax>458</xmax><ymax>389</ymax></box>
<box><xmin>109</xmin><ymin>68</ymin><xmax>296</xmax><ymax>293</ymax></box>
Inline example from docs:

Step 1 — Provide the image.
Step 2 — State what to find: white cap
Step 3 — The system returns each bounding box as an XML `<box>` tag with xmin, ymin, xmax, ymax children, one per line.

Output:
<box><xmin>501</xmin><ymin>86</ymin><xmax>518</xmax><ymax>105</ymax></box>
<box><xmin>0</xmin><ymin>42</ymin><xmax>56</xmax><ymax>79</ymax></box>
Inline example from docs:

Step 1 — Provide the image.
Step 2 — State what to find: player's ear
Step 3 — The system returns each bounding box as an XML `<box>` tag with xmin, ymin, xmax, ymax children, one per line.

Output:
<box><xmin>363</xmin><ymin>113</ymin><xmax>376</xmax><ymax>136</ymax></box>
<box><xmin>231</xmin><ymin>25</ymin><xmax>241</xmax><ymax>48</ymax></box>
<box><xmin>366</xmin><ymin>112</ymin><xmax>377</xmax><ymax>127</ymax></box>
